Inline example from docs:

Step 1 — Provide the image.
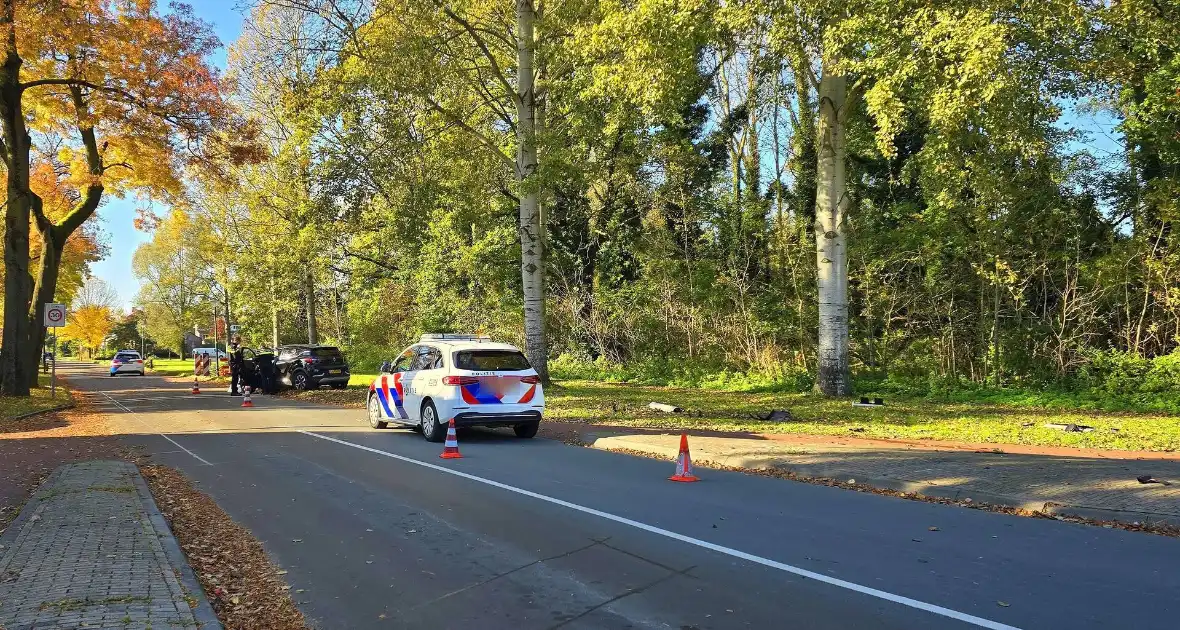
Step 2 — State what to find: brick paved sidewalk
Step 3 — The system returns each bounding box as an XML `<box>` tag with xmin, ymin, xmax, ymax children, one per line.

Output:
<box><xmin>586</xmin><ymin>431</ymin><xmax>1180</xmax><ymax>526</ymax></box>
<box><xmin>0</xmin><ymin>461</ymin><xmax>219</xmax><ymax>630</ymax></box>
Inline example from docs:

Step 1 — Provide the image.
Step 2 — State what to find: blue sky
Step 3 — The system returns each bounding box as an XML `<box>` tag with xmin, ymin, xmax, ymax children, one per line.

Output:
<box><xmin>91</xmin><ymin>0</ymin><xmax>244</xmax><ymax>311</ymax></box>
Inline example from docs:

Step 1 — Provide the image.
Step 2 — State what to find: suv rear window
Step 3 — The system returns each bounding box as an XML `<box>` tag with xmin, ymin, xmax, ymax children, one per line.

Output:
<box><xmin>310</xmin><ymin>347</ymin><xmax>342</xmax><ymax>358</ymax></box>
<box><xmin>453</xmin><ymin>350</ymin><xmax>531</xmax><ymax>371</ymax></box>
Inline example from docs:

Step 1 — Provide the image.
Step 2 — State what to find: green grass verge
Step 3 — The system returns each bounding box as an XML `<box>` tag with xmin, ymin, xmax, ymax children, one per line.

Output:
<box><xmin>149</xmin><ymin>358</ymin><xmax>199</xmax><ymax>377</ymax></box>
<box><xmin>546</xmin><ymin>380</ymin><xmax>1180</xmax><ymax>452</ymax></box>
<box><xmin>0</xmin><ymin>373</ymin><xmax>71</xmax><ymax>420</ymax></box>
<box><xmin>287</xmin><ymin>375</ymin><xmax>1180</xmax><ymax>452</ymax></box>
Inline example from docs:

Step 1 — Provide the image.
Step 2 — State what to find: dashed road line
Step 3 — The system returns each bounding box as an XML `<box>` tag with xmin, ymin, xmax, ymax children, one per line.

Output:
<box><xmin>98</xmin><ymin>391</ymin><xmax>213</xmax><ymax>466</ymax></box>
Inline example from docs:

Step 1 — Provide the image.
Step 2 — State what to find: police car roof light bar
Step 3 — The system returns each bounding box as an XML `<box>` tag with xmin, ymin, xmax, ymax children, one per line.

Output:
<box><xmin>419</xmin><ymin>333</ymin><xmax>492</xmax><ymax>342</ymax></box>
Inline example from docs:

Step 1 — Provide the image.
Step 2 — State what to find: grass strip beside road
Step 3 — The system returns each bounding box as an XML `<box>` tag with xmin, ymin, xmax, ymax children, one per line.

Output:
<box><xmin>548</xmin><ymin>381</ymin><xmax>1180</xmax><ymax>452</ymax></box>
<box><xmin>0</xmin><ymin>374</ymin><xmax>72</xmax><ymax>420</ymax></box>
<box><xmin>284</xmin><ymin>377</ymin><xmax>1180</xmax><ymax>452</ymax></box>
<box><xmin>150</xmin><ymin>358</ymin><xmax>200</xmax><ymax>377</ymax></box>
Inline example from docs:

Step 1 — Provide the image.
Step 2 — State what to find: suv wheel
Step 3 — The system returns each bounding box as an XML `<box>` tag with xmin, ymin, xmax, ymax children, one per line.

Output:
<box><xmin>420</xmin><ymin>401</ymin><xmax>445</xmax><ymax>443</ymax></box>
<box><xmin>292</xmin><ymin>371</ymin><xmax>309</xmax><ymax>391</ymax></box>
<box><xmin>514</xmin><ymin>420</ymin><xmax>539</xmax><ymax>439</ymax></box>
<box><xmin>368</xmin><ymin>394</ymin><xmax>388</xmax><ymax>429</ymax></box>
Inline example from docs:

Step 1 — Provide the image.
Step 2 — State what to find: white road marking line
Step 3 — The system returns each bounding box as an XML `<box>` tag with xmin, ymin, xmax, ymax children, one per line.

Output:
<box><xmin>98</xmin><ymin>391</ymin><xmax>213</xmax><ymax>466</ymax></box>
<box><xmin>299</xmin><ymin>431</ymin><xmax>1019</xmax><ymax>630</ymax></box>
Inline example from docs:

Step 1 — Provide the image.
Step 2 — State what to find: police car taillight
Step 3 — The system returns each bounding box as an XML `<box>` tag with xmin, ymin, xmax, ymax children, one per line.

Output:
<box><xmin>442</xmin><ymin>376</ymin><xmax>479</xmax><ymax>386</ymax></box>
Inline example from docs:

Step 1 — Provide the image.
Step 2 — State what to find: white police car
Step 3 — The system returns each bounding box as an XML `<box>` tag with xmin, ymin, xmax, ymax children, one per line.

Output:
<box><xmin>367</xmin><ymin>335</ymin><xmax>544</xmax><ymax>441</ymax></box>
<box><xmin>109</xmin><ymin>350</ymin><xmax>145</xmax><ymax>376</ymax></box>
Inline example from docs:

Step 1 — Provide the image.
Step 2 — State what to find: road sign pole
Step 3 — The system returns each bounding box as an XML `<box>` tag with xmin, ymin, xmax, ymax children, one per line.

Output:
<box><xmin>43</xmin><ymin>303</ymin><xmax>66</xmax><ymax>399</ymax></box>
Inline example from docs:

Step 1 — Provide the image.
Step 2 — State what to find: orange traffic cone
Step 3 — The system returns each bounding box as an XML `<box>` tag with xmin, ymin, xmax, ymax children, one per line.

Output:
<box><xmin>439</xmin><ymin>419</ymin><xmax>462</xmax><ymax>459</ymax></box>
<box><xmin>241</xmin><ymin>386</ymin><xmax>254</xmax><ymax>408</ymax></box>
<box><xmin>668</xmin><ymin>433</ymin><xmax>699</xmax><ymax>482</ymax></box>
<box><xmin>191</xmin><ymin>378</ymin><xmax>200</xmax><ymax>395</ymax></box>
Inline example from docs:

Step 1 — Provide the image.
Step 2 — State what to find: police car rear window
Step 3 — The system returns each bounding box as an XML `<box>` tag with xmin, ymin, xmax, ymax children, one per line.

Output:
<box><xmin>115</xmin><ymin>353</ymin><xmax>138</xmax><ymax>361</ymax></box>
<box><xmin>453</xmin><ymin>350</ymin><xmax>531</xmax><ymax>371</ymax></box>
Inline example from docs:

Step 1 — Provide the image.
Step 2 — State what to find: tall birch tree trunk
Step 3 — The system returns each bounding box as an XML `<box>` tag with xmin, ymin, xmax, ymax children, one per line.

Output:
<box><xmin>270</xmin><ymin>273</ymin><xmax>280</xmax><ymax>349</ymax></box>
<box><xmin>516</xmin><ymin>0</ymin><xmax>548</xmax><ymax>382</ymax></box>
<box><xmin>813</xmin><ymin>67</ymin><xmax>851</xmax><ymax>396</ymax></box>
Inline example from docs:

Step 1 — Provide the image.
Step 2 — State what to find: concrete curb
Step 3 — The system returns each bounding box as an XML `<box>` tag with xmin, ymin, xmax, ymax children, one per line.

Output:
<box><xmin>587</xmin><ymin>434</ymin><xmax>1180</xmax><ymax>529</ymax></box>
<box><xmin>129</xmin><ymin>464</ymin><xmax>223</xmax><ymax>629</ymax></box>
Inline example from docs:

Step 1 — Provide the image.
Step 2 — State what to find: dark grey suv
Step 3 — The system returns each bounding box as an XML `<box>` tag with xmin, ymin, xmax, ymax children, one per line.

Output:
<box><xmin>275</xmin><ymin>345</ymin><xmax>351</xmax><ymax>390</ymax></box>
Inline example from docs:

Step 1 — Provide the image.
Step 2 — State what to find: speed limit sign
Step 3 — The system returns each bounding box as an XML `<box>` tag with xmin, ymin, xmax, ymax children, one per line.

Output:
<box><xmin>44</xmin><ymin>303</ymin><xmax>66</xmax><ymax>327</ymax></box>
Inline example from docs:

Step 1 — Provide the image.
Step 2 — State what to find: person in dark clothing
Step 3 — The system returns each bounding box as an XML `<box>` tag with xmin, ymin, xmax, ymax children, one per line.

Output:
<box><xmin>229</xmin><ymin>337</ymin><xmax>245</xmax><ymax>396</ymax></box>
<box><xmin>255</xmin><ymin>351</ymin><xmax>277</xmax><ymax>394</ymax></box>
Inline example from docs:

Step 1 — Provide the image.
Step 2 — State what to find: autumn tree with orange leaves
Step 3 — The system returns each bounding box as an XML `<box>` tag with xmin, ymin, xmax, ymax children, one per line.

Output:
<box><xmin>60</xmin><ymin>304</ymin><xmax>113</xmax><ymax>359</ymax></box>
<box><xmin>0</xmin><ymin>0</ymin><xmax>240</xmax><ymax>394</ymax></box>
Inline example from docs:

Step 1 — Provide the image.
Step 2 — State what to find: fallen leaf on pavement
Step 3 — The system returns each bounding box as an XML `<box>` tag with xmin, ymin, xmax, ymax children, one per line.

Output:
<box><xmin>997</xmin><ymin>601</ymin><xmax>1009</xmax><ymax>607</ymax></box>
<box><xmin>928</xmin><ymin>526</ymin><xmax>940</xmax><ymax>531</ymax></box>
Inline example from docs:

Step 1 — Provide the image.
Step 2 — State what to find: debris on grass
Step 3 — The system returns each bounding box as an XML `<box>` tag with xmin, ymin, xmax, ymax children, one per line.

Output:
<box><xmin>1044</xmin><ymin>423</ymin><xmax>1094</xmax><ymax>432</ymax></box>
<box><xmin>749</xmin><ymin>409</ymin><xmax>793</xmax><ymax>422</ymax></box>
<box><xmin>648</xmin><ymin>402</ymin><xmax>682</xmax><ymax>413</ymax></box>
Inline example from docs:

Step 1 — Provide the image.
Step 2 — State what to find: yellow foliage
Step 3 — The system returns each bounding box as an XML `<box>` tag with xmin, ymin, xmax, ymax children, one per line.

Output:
<box><xmin>60</xmin><ymin>305</ymin><xmax>115</xmax><ymax>357</ymax></box>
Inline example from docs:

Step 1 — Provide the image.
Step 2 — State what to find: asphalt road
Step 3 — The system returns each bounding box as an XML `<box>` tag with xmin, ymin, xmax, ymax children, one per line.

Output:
<box><xmin>66</xmin><ymin>362</ymin><xmax>1180</xmax><ymax>629</ymax></box>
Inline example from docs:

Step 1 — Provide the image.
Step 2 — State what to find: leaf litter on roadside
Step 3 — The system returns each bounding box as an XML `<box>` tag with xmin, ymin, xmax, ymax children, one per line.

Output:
<box><xmin>140</xmin><ymin>465</ymin><xmax>308</xmax><ymax>630</ymax></box>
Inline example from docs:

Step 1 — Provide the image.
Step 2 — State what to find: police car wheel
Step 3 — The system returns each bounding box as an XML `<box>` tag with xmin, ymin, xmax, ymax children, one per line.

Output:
<box><xmin>514</xmin><ymin>421</ymin><xmax>539</xmax><ymax>438</ymax></box>
<box><xmin>421</xmin><ymin>401</ymin><xmax>444</xmax><ymax>443</ymax></box>
<box><xmin>368</xmin><ymin>394</ymin><xmax>387</xmax><ymax>429</ymax></box>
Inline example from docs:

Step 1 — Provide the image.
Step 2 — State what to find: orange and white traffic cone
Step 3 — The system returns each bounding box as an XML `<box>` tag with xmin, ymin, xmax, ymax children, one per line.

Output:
<box><xmin>439</xmin><ymin>419</ymin><xmax>462</xmax><ymax>459</ymax></box>
<box><xmin>241</xmin><ymin>386</ymin><xmax>254</xmax><ymax>408</ymax></box>
<box><xmin>668</xmin><ymin>433</ymin><xmax>699</xmax><ymax>482</ymax></box>
<box><xmin>191</xmin><ymin>378</ymin><xmax>200</xmax><ymax>395</ymax></box>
